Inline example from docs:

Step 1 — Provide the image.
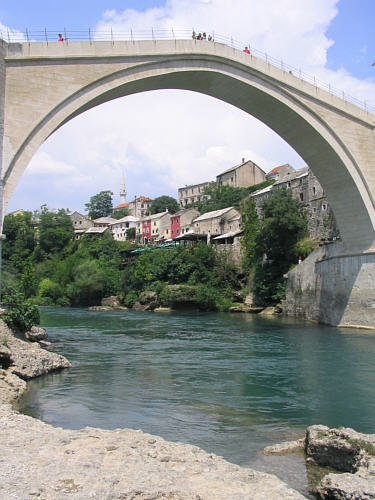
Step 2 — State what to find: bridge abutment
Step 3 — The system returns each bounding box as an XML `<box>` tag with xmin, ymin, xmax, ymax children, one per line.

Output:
<box><xmin>284</xmin><ymin>243</ymin><xmax>375</xmax><ymax>328</ymax></box>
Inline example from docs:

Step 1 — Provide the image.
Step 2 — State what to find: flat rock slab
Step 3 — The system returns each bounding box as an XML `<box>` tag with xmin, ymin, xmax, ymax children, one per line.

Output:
<box><xmin>0</xmin><ymin>409</ymin><xmax>306</xmax><ymax>500</ymax></box>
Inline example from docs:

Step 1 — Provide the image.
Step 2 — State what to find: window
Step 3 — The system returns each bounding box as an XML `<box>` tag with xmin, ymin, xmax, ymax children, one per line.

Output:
<box><xmin>231</xmin><ymin>177</ymin><xmax>233</xmax><ymax>183</ymax></box>
<box><xmin>313</xmin><ymin>207</ymin><xmax>316</xmax><ymax>213</ymax></box>
<box><xmin>312</xmin><ymin>186</ymin><xmax>316</xmax><ymax>195</ymax></box>
<box><xmin>299</xmin><ymin>193</ymin><xmax>304</xmax><ymax>201</ymax></box>
<box><xmin>323</xmin><ymin>204</ymin><xmax>327</xmax><ymax>211</ymax></box>
<box><xmin>79</xmin><ymin>220</ymin><xmax>82</xmax><ymax>225</ymax></box>
<box><xmin>287</xmin><ymin>182</ymin><xmax>291</xmax><ymax>188</ymax></box>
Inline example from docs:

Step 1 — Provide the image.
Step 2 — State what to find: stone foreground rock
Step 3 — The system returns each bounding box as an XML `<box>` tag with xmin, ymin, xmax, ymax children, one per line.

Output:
<box><xmin>305</xmin><ymin>425</ymin><xmax>375</xmax><ymax>499</ymax></box>
<box><xmin>0</xmin><ymin>319</ymin><xmax>305</xmax><ymax>500</ymax></box>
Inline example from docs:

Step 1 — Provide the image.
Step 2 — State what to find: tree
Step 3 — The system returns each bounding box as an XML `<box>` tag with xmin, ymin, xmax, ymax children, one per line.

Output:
<box><xmin>3</xmin><ymin>211</ymin><xmax>36</xmax><ymax>270</ymax></box>
<box><xmin>241</xmin><ymin>198</ymin><xmax>259</xmax><ymax>272</ymax></box>
<box><xmin>85</xmin><ymin>190</ymin><xmax>113</xmax><ymax>219</ymax></box>
<box><xmin>253</xmin><ymin>188</ymin><xmax>307</xmax><ymax>305</ymax></box>
<box><xmin>127</xmin><ymin>227</ymin><xmax>136</xmax><ymax>240</ymax></box>
<box><xmin>37</xmin><ymin>205</ymin><xmax>74</xmax><ymax>255</ymax></box>
<box><xmin>150</xmin><ymin>195</ymin><xmax>179</xmax><ymax>214</ymax></box>
<box><xmin>111</xmin><ymin>207</ymin><xmax>129</xmax><ymax>219</ymax></box>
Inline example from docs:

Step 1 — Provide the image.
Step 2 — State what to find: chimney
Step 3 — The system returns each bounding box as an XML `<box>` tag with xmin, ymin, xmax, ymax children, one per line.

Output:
<box><xmin>242</xmin><ymin>157</ymin><xmax>245</xmax><ymax>164</ymax></box>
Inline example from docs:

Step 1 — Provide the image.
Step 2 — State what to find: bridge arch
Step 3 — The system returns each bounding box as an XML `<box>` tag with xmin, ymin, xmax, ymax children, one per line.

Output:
<box><xmin>1</xmin><ymin>40</ymin><xmax>375</xmax><ymax>254</ymax></box>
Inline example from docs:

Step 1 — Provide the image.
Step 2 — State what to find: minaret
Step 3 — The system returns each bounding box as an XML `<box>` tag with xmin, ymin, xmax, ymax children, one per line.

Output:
<box><xmin>120</xmin><ymin>171</ymin><xmax>127</xmax><ymax>204</ymax></box>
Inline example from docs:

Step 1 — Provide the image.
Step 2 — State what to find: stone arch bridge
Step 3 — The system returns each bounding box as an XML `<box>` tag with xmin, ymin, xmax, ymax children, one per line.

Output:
<box><xmin>1</xmin><ymin>38</ymin><xmax>375</xmax><ymax>327</ymax></box>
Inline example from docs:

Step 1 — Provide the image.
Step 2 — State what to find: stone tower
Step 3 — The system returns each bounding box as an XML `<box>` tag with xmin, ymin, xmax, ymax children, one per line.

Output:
<box><xmin>120</xmin><ymin>172</ymin><xmax>126</xmax><ymax>204</ymax></box>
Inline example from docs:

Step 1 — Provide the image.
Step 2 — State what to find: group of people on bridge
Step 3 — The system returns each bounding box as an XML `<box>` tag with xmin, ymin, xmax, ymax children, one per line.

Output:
<box><xmin>192</xmin><ymin>31</ymin><xmax>213</xmax><ymax>41</ymax></box>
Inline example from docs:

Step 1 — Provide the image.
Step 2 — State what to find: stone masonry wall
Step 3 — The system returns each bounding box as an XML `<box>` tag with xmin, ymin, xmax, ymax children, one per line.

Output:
<box><xmin>283</xmin><ymin>242</ymin><xmax>375</xmax><ymax>328</ymax></box>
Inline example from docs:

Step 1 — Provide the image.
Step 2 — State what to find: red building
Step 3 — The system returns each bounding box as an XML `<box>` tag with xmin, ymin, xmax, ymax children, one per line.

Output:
<box><xmin>142</xmin><ymin>219</ymin><xmax>151</xmax><ymax>244</ymax></box>
<box><xmin>170</xmin><ymin>214</ymin><xmax>181</xmax><ymax>239</ymax></box>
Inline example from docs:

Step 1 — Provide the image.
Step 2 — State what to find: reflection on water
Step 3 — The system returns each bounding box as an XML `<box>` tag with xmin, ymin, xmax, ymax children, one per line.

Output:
<box><xmin>19</xmin><ymin>308</ymin><xmax>375</xmax><ymax>496</ymax></box>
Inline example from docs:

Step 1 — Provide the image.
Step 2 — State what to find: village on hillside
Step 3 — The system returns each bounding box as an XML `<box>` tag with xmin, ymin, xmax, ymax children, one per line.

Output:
<box><xmin>66</xmin><ymin>157</ymin><xmax>338</xmax><ymax>262</ymax></box>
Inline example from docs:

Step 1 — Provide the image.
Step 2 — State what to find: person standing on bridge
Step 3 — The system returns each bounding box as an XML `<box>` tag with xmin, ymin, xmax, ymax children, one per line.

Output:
<box><xmin>58</xmin><ymin>34</ymin><xmax>65</xmax><ymax>42</ymax></box>
<box><xmin>243</xmin><ymin>46</ymin><xmax>250</xmax><ymax>54</ymax></box>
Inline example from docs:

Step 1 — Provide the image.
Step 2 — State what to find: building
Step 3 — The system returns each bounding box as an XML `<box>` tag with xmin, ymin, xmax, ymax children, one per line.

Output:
<box><xmin>193</xmin><ymin>207</ymin><xmax>241</xmax><ymax>237</ymax></box>
<box><xmin>251</xmin><ymin>166</ymin><xmax>338</xmax><ymax>239</ymax></box>
<box><xmin>265</xmin><ymin>163</ymin><xmax>295</xmax><ymax>181</ymax></box>
<box><xmin>216</xmin><ymin>158</ymin><xmax>266</xmax><ymax>188</ymax></box>
<box><xmin>109</xmin><ymin>216</ymin><xmax>139</xmax><ymax>241</ymax></box>
<box><xmin>113</xmin><ymin>196</ymin><xmax>152</xmax><ymax>218</ymax></box>
<box><xmin>178</xmin><ymin>182</ymin><xmax>211</xmax><ymax>208</ymax></box>
<box><xmin>93</xmin><ymin>216</ymin><xmax>118</xmax><ymax>228</ymax></box>
<box><xmin>137</xmin><ymin>210</ymin><xmax>171</xmax><ymax>244</ymax></box>
<box><xmin>170</xmin><ymin>207</ymin><xmax>200</xmax><ymax>239</ymax></box>
<box><xmin>69</xmin><ymin>211</ymin><xmax>94</xmax><ymax>238</ymax></box>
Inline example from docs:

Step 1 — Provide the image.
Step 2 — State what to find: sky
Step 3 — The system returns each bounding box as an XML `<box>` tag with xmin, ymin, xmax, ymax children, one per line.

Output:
<box><xmin>1</xmin><ymin>0</ymin><xmax>375</xmax><ymax>213</ymax></box>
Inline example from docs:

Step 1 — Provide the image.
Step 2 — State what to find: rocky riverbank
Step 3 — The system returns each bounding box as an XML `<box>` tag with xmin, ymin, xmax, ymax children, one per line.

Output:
<box><xmin>0</xmin><ymin>319</ymin><xmax>305</xmax><ymax>499</ymax></box>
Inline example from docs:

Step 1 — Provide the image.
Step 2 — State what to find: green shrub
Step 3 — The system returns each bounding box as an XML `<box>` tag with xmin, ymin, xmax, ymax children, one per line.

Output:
<box><xmin>2</xmin><ymin>291</ymin><xmax>40</xmax><ymax>333</ymax></box>
<box><xmin>56</xmin><ymin>296</ymin><xmax>70</xmax><ymax>307</ymax></box>
<box><xmin>124</xmin><ymin>291</ymin><xmax>138</xmax><ymax>308</ymax></box>
<box><xmin>38</xmin><ymin>278</ymin><xmax>64</xmax><ymax>302</ymax></box>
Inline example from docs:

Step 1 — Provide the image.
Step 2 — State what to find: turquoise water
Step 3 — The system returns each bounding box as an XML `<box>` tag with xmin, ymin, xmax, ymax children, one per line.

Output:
<box><xmin>19</xmin><ymin>308</ymin><xmax>375</xmax><ymax>478</ymax></box>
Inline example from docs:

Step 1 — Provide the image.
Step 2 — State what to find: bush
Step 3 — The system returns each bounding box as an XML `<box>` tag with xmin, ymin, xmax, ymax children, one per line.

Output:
<box><xmin>56</xmin><ymin>296</ymin><xmax>70</xmax><ymax>307</ymax></box>
<box><xmin>2</xmin><ymin>291</ymin><xmax>40</xmax><ymax>333</ymax></box>
<box><xmin>124</xmin><ymin>291</ymin><xmax>138</xmax><ymax>308</ymax></box>
<box><xmin>38</xmin><ymin>278</ymin><xmax>64</xmax><ymax>303</ymax></box>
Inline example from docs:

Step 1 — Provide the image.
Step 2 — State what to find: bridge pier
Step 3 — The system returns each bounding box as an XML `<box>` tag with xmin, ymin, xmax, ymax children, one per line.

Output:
<box><xmin>284</xmin><ymin>242</ymin><xmax>375</xmax><ymax>328</ymax></box>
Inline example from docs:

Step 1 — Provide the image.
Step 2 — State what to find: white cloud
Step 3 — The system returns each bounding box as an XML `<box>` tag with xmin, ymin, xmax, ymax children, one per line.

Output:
<box><xmin>5</xmin><ymin>0</ymin><xmax>375</xmax><ymax>213</ymax></box>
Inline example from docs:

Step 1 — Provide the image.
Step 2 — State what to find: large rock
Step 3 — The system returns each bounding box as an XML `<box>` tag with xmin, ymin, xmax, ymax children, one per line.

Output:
<box><xmin>305</xmin><ymin>425</ymin><xmax>373</xmax><ymax>472</ymax></box>
<box><xmin>25</xmin><ymin>325</ymin><xmax>48</xmax><ymax>342</ymax></box>
<box><xmin>318</xmin><ymin>471</ymin><xmax>375</xmax><ymax>499</ymax></box>
<box><xmin>0</xmin><ymin>410</ymin><xmax>306</xmax><ymax>500</ymax></box>
<box><xmin>101</xmin><ymin>295</ymin><xmax>121</xmax><ymax>308</ymax></box>
<box><xmin>0</xmin><ymin>320</ymin><xmax>72</xmax><ymax>381</ymax></box>
<box><xmin>306</xmin><ymin>425</ymin><xmax>375</xmax><ymax>499</ymax></box>
<box><xmin>133</xmin><ymin>291</ymin><xmax>158</xmax><ymax>311</ymax></box>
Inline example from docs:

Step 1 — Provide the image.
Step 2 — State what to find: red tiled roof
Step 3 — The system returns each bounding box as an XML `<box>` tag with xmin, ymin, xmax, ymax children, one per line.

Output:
<box><xmin>114</xmin><ymin>202</ymin><xmax>129</xmax><ymax>209</ymax></box>
<box><xmin>136</xmin><ymin>196</ymin><xmax>152</xmax><ymax>202</ymax></box>
<box><xmin>267</xmin><ymin>164</ymin><xmax>289</xmax><ymax>176</ymax></box>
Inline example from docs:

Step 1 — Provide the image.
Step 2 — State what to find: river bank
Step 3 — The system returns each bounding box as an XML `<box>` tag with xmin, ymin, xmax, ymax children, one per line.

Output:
<box><xmin>0</xmin><ymin>319</ymin><xmax>306</xmax><ymax>499</ymax></box>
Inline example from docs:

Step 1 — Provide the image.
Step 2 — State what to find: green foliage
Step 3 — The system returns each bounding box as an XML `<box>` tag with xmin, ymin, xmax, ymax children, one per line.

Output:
<box><xmin>295</xmin><ymin>237</ymin><xmax>317</xmax><ymax>260</ymax></box>
<box><xmin>2</xmin><ymin>291</ymin><xmax>40</xmax><ymax>333</ymax></box>
<box><xmin>111</xmin><ymin>207</ymin><xmax>129</xmax><ymax>219</ymax></box>
<box><xmin>66</xmin><ymin>260</ymin><xmax>106</xmax><ymax>306</ymax></box>
<box><xmin>256</xmin><ymin>188</ymin><xmax>307</xmax><ymax>266</ymax></box>
<box><xmin>37</xmin><ymin>205</ymin><xmax>74</xmax><ymax>255</ymax></box>
<box><xmin>127</xmin><ymin>227</ymin><xmax>136</xmax><ymax>240</ymax></box>
<box><xmin>38</xmin><ymin>278</ymin><xmax>64</xmax><ymax>303</ymax></box>
<box><xmin>241</xmin><ymin>198</ymin><xmax>259</xmax><ymax>272</ymax></box>
<box><xmin>85</xmin><ymin>190</ymin><xmax>113</xmax><ymax>219</ymax></box>
<box><xmin>20</xmin><ymin>261</ymin><xmax>38</xmax><ymax>298</ymax></box>
<box><xmin>151</xmin><ymin>195</ymin><xmax>179</xmax><ymax>214</ymax></box>
<box><xmin>3</xmin><ymin>211</ymin><xmax>36</xmax><ymax>270</ymax></box>
<box><xmin>124</xmin><ymin>291</ymin><xmax>138</xmax><ymax>308</ymax></box>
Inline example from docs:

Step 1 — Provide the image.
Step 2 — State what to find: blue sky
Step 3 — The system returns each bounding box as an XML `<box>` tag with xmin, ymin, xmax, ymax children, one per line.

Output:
<box><xmin>1</xmin><ymin>0</ymin><xmax>375</xmax><ymax>213</ymax></box>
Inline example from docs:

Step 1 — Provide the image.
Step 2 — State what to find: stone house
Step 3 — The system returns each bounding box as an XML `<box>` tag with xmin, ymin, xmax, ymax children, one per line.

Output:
<box><xmin>109</xmin><ymin>216</ymin><xmax>139</xmax><ymax>241</ymax></box>
<box><xmin>251</xmin><ymin>166</ymin><xmax>338</xmax><ymax>240</ymax></box>
<box><xmin>216</xmin><ymin>158</ymin><xmax>266</xmax><ymax>188</ymax></box>
<box><xmin>113</xmin><ymin>196</ymin><xmax>153</xmax><ymax>218</ymax></box>
<box><xmin>178</xmin><ymin>182</ymin><xmax>211</xmax><ymax>208</ymax></box>
<box><xmin>193</xmin><ymin>207</ymin><xmax>241</xmax><ymax>237</ymax></box>
<box><xmin>69</xmin><ymin>211</ymin><xmax>93</xmax><ymax>239</ymax></box>
<box><xmin>93</xmin><ymin>217</ymin><xmax>118</xmax><ymax>228</ymax></box>
<box><xmin>265</xmin><ymin>163</ymin><xmax>295</xmax><ymax>181</ymax></box>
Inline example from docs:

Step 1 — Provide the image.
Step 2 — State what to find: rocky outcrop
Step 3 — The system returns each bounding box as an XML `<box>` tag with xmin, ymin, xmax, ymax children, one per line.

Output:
<box><xmin>263</xmin><ymin>438</ymin><xmax>305</xmax><ymax>455</ymax></box>
<box><xmin>25</xmin><ymin>325</ymin><xmax>48</xmax><ymax>342</ymax></box>
<box><xmin>259</xmin><ymin>305</ymin><xmax>283</xmax><ymax>316</ymax></box>
<box><xmin>0</xmin><ymin>320</ymin><xmax>71</xmax><ymax>380</ymax></box>
<box><xmin>305</xmin><ymin>425</ymin><xmax>375</xmax><ymax>499</ymax></box>
<box><xmin>133</xmin><ymin>290</ymin><xmax>158</xmax><ymax>311</ymax></box>
<box><xmin>0</xmin><ymin>408</ymin><xmax>306</xmax><ymax>500</ymax></box>
<box><xmin>0</xmin><ymin>343</ymin><xmax>13</xmax><ymax>368</ymax></box>
<box><xmin>101</xmin><ymin>295</ymin><xmax>122</xmax><ymax>307</ymax></box>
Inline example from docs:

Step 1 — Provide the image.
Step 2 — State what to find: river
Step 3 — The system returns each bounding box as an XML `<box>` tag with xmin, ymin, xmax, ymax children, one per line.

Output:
<box><xmin>19</xmin><ymin>307</ymin><xmax>375</xmax><ymax>496</ymax></box>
